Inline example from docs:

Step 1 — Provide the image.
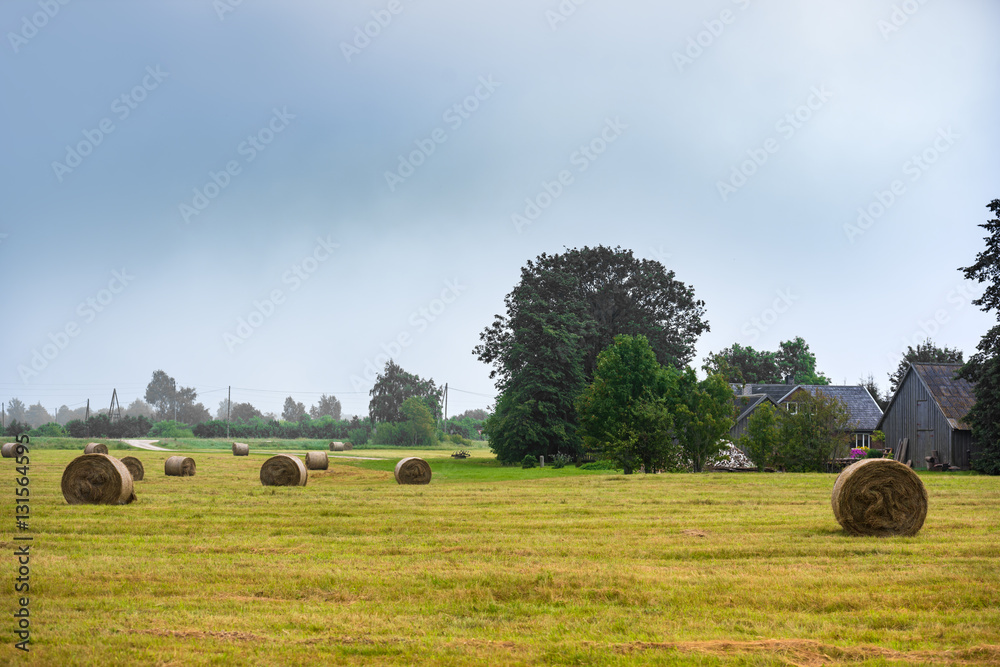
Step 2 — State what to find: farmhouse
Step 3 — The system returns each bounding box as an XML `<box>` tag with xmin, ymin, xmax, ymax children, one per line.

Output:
<box><xmin>730</xmin><ymin>382</ymin><xmax>883</xmax><ymax>446</ymax></box>
<box><xmin>876</xmin><ymin>363</ymin><xmax>977</xmax><ymax>469</ymax></box>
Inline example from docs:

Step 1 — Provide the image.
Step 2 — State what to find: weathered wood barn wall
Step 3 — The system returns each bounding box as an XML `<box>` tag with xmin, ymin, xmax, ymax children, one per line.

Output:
<box><xmin>877</xmin><ymin>363</ymin><xmax>977</xmax><ymax>469</ymax></box>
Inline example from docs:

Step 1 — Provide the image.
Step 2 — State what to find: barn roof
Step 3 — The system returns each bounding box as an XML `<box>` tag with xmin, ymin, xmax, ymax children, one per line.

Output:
<box><xmin>911</xmin><ymin>363</ymin><xmax>975</xmax><ymax>430</ymax></box>
<box><xmin>779</xmin><ymin>385</ymin><xmax>884</xmax><ymax>431</ymax></box>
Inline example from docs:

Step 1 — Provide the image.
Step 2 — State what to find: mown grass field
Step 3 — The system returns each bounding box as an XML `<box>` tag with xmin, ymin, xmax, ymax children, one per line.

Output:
<box><xmin>2</xmin><ymin>440</ymin><xmax>999</xmax><ymax>666</ymax></box>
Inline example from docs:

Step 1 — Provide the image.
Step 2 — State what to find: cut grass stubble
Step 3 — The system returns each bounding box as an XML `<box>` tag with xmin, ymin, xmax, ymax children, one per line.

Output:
<box><xmin>4</xmin><ymin>449</ymin><xmax>1000</xmax><ymax>666</ymax></box>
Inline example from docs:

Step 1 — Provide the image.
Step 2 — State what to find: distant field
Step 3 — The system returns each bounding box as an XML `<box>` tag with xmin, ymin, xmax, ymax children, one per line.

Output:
<box><xmin>2</xmin><ymin>445</ymin><xmax>999</xmax><ymax>666</ymax></box>
<box><xmin>18</xmin><ymin>436</ymin><xmax>491</xmax><ymax>453</ymax></box>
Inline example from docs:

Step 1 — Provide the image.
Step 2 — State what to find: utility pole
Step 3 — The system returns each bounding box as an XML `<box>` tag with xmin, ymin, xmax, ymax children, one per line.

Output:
<box><xmin>443</xmin><ymin>383</ymin><xmax>448</xmax><ymax>432</ymax></box>
<box><xmin>227</xmin><ymin>385</ymin><xmax>231</xmax><ymax>439</ymax></box>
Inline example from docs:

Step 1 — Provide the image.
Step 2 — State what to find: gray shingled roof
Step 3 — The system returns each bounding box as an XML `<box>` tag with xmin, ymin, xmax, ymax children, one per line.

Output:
<box><xmin>792</xmin><ymin>385</ymin><xmax>884</xmax><ymax>431</ymax></box>
<box><xmin>911</xmin><ymin>363</ymin><xmax>975</xmax><ymax>430</ymax></box>
<box><xmin>732</xmin><ymin>394</ymin><xmax>775</xmax><ymax>423</ymax></box>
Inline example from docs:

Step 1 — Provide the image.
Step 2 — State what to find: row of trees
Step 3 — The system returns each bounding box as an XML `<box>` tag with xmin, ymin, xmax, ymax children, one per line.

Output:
<box><xmin>702</xmin><ymin>337</ymin><xmax>830</xmax><ymax>385</ymax></box>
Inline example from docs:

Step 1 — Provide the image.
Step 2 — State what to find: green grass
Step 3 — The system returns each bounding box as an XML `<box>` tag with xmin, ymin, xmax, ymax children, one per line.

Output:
<box><xmin>2</xmin><ymin>445</ymin><xmax>999</xmax><ymax>665</ymax></box>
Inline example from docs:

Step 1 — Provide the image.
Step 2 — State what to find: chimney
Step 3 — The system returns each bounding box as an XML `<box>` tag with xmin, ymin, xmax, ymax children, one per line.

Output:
<box><xmin>742</xmin><ymin>384</ymin><xmax>752</xmax><ymax>396</ymax></box>
<box><xmin>785</xmin><ymin>374</ymin><xmax>794</xmax><ymax>385</ymax></box>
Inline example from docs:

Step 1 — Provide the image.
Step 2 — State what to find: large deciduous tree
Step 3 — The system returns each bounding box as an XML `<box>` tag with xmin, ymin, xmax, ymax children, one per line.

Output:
<box><xmin>477</xmin><ymin>246</ymin><xmax>709</xmax><ymax>459</ymax></box>
<box><xmin>143</xmin><ymin>370</ymin><xmax>210</xmax><ymax>424</ymax></box>
<box><xmin>368</xmin><ymin>360</ymin><xmax>442</xmax><ymax>424</ymax></box>
<box><xmin>669</xmin><ymin>370</ymin><xmax>736</xmax><ymax>473</ymax></box>
<box><xmin>577</xmin><ymin>335</ymin><xmax>678</xmax><ymax>473</ymax></box>
<box><xmin>957</xmin><ymin>199</ymin><xmax>1000</xmax><ymax>474</ymax></box>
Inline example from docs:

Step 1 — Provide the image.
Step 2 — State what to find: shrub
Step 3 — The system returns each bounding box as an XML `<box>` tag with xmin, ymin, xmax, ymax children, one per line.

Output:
<box><xmin>521</xmin><ymin>455</ymin><xmax>537</xmax><ymax>469</ymax></box>
<box><xmin>30</xmin><ymin>422</ymin><xmax>66</xmax><ymax>437</ymax></box>
<box><xmin>551</xmin><ymin>452</ymin><xmax>572</xmax><ymax>469</ymax></box>
<box><xmin>148</xmin><ymin>420</ymin><xmax>194</xmax><ymax>438</ymax></box>
<box><xmin>347</xmin><ymin>427</ymin><xmax>368</xmax><ymax>446</ymax></box>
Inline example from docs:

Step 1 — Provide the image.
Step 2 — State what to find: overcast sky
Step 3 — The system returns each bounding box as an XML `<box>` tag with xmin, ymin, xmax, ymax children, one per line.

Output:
<box><xmin>2</xmin><ymin>0</ymin><xmax>998</xmax><ymax>419</ymax></box>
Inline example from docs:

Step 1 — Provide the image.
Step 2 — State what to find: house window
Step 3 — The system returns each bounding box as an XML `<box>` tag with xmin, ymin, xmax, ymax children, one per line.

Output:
<box><xmin>786</xmin><ymin>403</ymin><xmax>797</xmax><ymax>414</ymax></box>
<box><xmin>855</xmin><ymin>433</ymin><xmax>871</xmax><ymax>448</ymax></box>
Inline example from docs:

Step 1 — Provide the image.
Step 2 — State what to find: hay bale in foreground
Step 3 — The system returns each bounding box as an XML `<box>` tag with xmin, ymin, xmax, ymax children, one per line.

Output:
<box><xmin>260</xmin><ymin>454</ymin><xmax>308</xmax><ymax>486</ymax></box>
<box><xmin>394</xmin><ymin>457</ymin><xmax>432</xmax><ymax>485</ymax></box>
<box><xmin>164</xmin><ymin>456</ymin><xmax>196</xmax><ymax>477</ymax></box>
<box><xmin>84</xmin><ymin>442</ymin><xmax>109</xmax><ymax>455</ymax></box>
<box><xmin>330</xmin><ymin>441</ymin><xmax>345</xmax><ymax>452</ymax></box>
<box><xmin>232</xmin><ymin>442</ymin><xmax>250</xmax><ymax>456</ymax></box>
<box><xmin>120</xmin><ymin>456</ymin><xmax>145</xmax><ymax>481</ymax></box>
<box><xmin>61</xmin><ymin>454</ymin><xmax>136</xmax><ymax>505</ymax></box>
<box><xmin>2</xmin><ymin>443</ymin><xmax>19</xmax><ymax>458</ymax></box>
<box><xmin>305</xmin><ymin>451</ymin><xmax>329</xmax><ymax>470</ymax></box>
<box><xmin>832</xmin><ymin>458</ymin><xmax>928</xmax><ymax>536</ymax></box>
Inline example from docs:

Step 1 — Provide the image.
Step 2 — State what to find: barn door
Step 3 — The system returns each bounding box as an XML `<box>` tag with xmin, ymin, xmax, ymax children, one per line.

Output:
<box><xmin>917</xmin><ymin>430</ymin><xmax>936</xmax><ymax>468</ymax></box>
<box><xmin>916</xmin><ymin>400</ymin><xmax>928</xmax><ymax>429</ymax></box>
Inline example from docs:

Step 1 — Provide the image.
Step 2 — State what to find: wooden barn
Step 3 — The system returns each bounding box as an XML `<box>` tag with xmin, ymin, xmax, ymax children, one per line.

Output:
<box><xmin>876</xmin><ymin>363</ymin><xmax>977</xmax><ymax>469</ymax></box>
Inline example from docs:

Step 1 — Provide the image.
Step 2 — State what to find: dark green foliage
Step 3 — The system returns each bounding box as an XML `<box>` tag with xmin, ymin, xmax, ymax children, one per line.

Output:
<box><xmin>477</xmin><ymin>246</ymin><xmax>708</xmax><ymax>462</ymax></box>
<box><xmin>551</xmin><ymin>453</ymin><xmax>572</xmax><ymax>469</ymax></box>
<box><xmin>347</xmin><ymin>427</ymin><xmax>369</xmax><ymax>446</ymax></box>
<box><xmin>669</xmin><ymin>370</ymin><xmax>738</xmax><ymax>472</ymax></box>
<box><xmin>739</xmin><ymin>402</ymin><xmax>780</xmax><ymax>471</ymax></box>
<box><xmin>776</xmin><ymin>391</ymin><xmax>852</xmax><ymax>472</ymax></box>
<box><xmin>148</xmin><ymin>420</ymin><xmax>195</xmax><ymax>438</ymax></box>
<box><xmin>143</xmin><ymin>370</ymin><xmax>211</xmax><ymax>423</ymax></box>
<box><xmin>887</xmin><ymin>340</ymin><xmax>964</xmax><ymax>394</ymax></box>
<box><xmin>4</xmin><ymin>419</ymin><xmax>30</xmax><ymax>437</ymax></box>
<box><xmin>703</xmin><ymin>337</ymin><xmax>830</xmax><ymax>385</ymax></box>
<box><xmin>309</xmin><ymin>394</ymin><xmax>342</xmax><ymax>420</ymax></box>
<box><xmin>577</xmin><ymin>335</ymin><xmax>678</xmax><ymax>474</ymax></box>
<box><xmin>193</xmin><ymin>415</ymin><xmax>353</xmax><ymax>440</ymax></box>
<box><xmin>579</xmin><ymin>460</ymin><xmax>618</xmax><ymax>470</ymax></box>
<box><xmin>521</xmin><ymin>454</ymin><xmax>537</xmax><ymax>469</ymax></box>
<box><xmin>60</xmin><ymin>414</ymin><xmax>151</xmax><ymax>438</ymax></box>
<box><xmin>369</xmin><ymin>360</ymin><xmax>443</xmax><ymax>423</ymax></box>
<box><xmin>29</xmin><ymin>422</ymin><xmax>66</xmax><ymax>437</ymax></box>
<box><xmin>958</xmin><ymin>199</ymin><xmax>1000</xmax><ymax>474</ymax></box>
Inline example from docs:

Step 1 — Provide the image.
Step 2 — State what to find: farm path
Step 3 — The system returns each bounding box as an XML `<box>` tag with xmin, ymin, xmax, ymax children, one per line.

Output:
<box><xmin>329</xmin><ymin>454</ymin><xmax>382</xmax><ymax>460</ymax></box>
<box><xmin>121</xmin><ymin>439</ymin><xmax>172</xmax><ymax>451</ymax></box>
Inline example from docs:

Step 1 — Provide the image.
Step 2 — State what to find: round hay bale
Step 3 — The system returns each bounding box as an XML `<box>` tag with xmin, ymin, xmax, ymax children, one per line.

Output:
<box><xmin>343</xmin><ymin>441</ymin><xmax>354</xmax><ymax>451</ymax></box>
<box><xmin>84</xmin><ymin>442</ymin><xmax>109</xmax><ymax>455</ymax></box>
<box><xmin>164</xmin><ymin>456</ymin><xmax>196</xmax><ymax>477</ymax></box>
<box><xmin>260</xmin><ymin>454</ymin><xmax>308</xmax><ymax>486</ymax></box>
<box><xmin>305</xmin><ymin>451</ymin><xmax>329</xmax><ymax>470</ymax></box>
<box><xmin>2</xmin><ymin>443</ymin><xmax>19</xmax><ymax>458</ymax></box>
<box><xmin>120</xmin><ymin>456</ymin><xmax>145</xmax><ymax>481</ymax></box>
<box><xmin>61</xmin><ymin>454</ymin><xmax>136</xmax><ymax>505</ymax></box>
<box><xmin>232</xmin><ymin>442</ymin><xmax>250</xmax><ymax>456</ymax></box>
<box><xmin>394</xmin><ymin>457</ymin><xmax>432</xmax><ymax>485</ymax></box>
<box><xmin>330</xmin><ymin>441</ymin><xmax>345</xmax><ymax>452</ymax></box>
<box><xmin>832</xmin><ymin>458</ymin><xmax>928</xmax><ymax>536</ymax></box>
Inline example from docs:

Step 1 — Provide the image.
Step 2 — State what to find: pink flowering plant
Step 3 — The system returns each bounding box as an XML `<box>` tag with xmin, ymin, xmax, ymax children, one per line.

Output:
<box><xmin>849</xmin><ymin>448</ymin><xmax>867</xmax><ymax>459</ymax></box>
